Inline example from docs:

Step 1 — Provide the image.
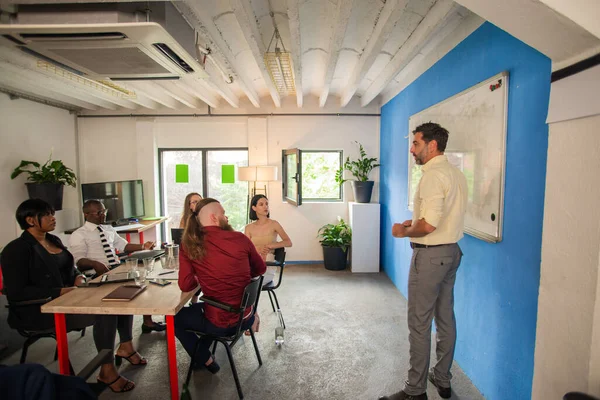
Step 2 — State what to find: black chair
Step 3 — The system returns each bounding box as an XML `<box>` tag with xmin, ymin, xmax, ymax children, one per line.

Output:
<box><xmin>4</xmin><ymin>297</ymin><xmax>84</xmax><ymax>370</ymax></box>
<box><xmin>564</xmin><ymin>393</ymin><xmax>600</xmax><ymax>400</ymax></box>
<box><xmin>262</xmin><ymin>248</ymin><xmax>287</xmax><ymax>328</ymax></box>
<box><xmin>171</xmin><ymin>228</ymin><xmax>184</xmax><ymax>245</ymax></box>
<box><xmin>181</xmin><ymin>275</ymin><xmax>264</xmax><ymax>400</ymax></box>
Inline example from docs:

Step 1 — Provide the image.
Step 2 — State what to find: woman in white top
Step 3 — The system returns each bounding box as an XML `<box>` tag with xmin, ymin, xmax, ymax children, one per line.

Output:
<box><xmin>179</xmin><ymin>192</ymin><xmax>202</xmax><ymax>229</ymax></box>
<box><xmin>244</xmin><ymin>194</ymin><xmax>292</xmax><ymax>334</ymax></box>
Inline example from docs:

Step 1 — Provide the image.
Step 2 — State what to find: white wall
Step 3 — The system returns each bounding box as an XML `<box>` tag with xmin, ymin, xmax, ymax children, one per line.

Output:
<box><xmin>0</xmin><ymin>93</ymin><xmax>78</xmax><ymax>248</ymax></box>
<box><xmin>77</xmin><ymin>96</ymin><xmax>380</xmax><ymax>261</ymax></box>
<box><xmin>533</xmin><ymin>113</ymin><xmax>600</xmax><ymax>399</ymax></box>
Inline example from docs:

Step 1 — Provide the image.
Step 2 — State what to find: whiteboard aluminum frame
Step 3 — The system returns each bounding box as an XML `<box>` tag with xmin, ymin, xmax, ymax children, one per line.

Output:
<box><xmin>407</xmin><ymin>71</ymin><xmax>509</xmax><ymax>243</ymax></box>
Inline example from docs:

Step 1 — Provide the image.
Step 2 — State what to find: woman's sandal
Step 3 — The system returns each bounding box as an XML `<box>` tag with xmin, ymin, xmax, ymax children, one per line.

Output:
<box><xmin>244</xmin><ymin>314</ymin><xmax>260</xmax><ymax>336</ymax></box>
<box><xmin>115</xmin><ymin>351</ymin><xmax>148</xmax><ymax>367</ymax></box>
<box><xmin>97</xmin><ymin>375</ymin><xmax>135</xmax><ymax>393</ymax></box>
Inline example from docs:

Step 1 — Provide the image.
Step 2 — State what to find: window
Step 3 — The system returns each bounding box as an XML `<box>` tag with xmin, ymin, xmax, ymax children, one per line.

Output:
<box><xmin>282</xmin><ymin>149</ymin><xmax>342</xmax><ymax>206</ymax></box>
<box><xmin>159</xmin><ymin>148</ymin><xmax>248</xmax><ymax>235</ymax></box>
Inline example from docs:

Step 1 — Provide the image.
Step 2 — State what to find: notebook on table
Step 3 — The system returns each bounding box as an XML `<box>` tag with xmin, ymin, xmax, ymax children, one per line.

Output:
<box><xmin>101</xmin><ymin>284</ymin><xmax>147</xmax><ymax>302</ymax></box>
<box><xmin>119</xmin><ymin>249</ymin><xmax>165</xmax><ymax>264</ymax></box>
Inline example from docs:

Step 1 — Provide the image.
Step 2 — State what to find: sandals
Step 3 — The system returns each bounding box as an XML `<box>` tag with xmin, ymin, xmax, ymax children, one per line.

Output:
<box><xmin>115</xmin><ymin>351</ymin><xmax>148</xmax><ymax>367</ymax></box>
<box><xmin>244</xmin><ymin>314</ymin><xmax>260</xmax><ymax>336</ymax></box>
<box><xmin>97</xmin><ymin>375</ymin><xmax>135</xmax><ymax>393</ymax></box>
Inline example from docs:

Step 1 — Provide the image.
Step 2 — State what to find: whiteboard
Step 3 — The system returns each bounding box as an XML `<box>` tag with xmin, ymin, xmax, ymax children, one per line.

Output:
<box><xmin>408</xmin><ymin>72</ymin><xmax>508</xmax><ymax>243</ymax></box>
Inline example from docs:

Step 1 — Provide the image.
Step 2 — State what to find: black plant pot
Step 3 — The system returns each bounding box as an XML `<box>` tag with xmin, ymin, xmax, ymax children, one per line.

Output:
<box><xmin>26</xmin><ymin>183</ymin><xmax>64</xmax><ymax>211</ymax></box>
<box><xmin>322</xmin><ymin>246</ymin><xmax>348</xmax><ymax>271</ymax></box>
<box><xmin>351</xmin><ymin>180</ymin><xmax>374</xmax><ymax>203</ymax></box>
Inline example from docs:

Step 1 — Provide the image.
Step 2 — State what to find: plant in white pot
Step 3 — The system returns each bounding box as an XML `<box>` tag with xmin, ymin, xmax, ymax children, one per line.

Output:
<box><xmin>11</xmin><ymin>153</ymin><xmax>77</xmax><ymax>211</ymax></box>
<box><xmin>335</xmin><ymin>141</ymin><xmax>380</xmax><ymax>203</ymax></box>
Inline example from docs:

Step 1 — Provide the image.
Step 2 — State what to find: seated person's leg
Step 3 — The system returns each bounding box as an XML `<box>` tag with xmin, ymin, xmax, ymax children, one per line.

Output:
<box><xmin>93</xmin><ymin>315</ymin><xmax>137</xmax><ymax>393</ymax></box>
<box><xmin>0</xmin><ymin>363</ymin><xmax>55</xmax><ymax>400</ymax></box>
<box><xmin>141</xmin><ymin>315</ymin><xmax>166</xmax><ymax>333</ymax></box>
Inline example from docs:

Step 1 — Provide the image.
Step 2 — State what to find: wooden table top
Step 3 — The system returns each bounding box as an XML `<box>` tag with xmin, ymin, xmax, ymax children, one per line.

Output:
<box><xmin>64</xmin><ymin>217</ymin><xmax>168</xmax><ymax>235</ymax></box>
<box><xmin>41</xmin><ymin>262</ymin><xmax>195</xmax><ymax>316</ymax></box>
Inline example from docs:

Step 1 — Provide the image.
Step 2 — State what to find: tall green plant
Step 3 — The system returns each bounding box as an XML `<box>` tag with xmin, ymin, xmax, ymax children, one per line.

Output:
<box><xmin>317</xmin><ymin>218</ymin><xmax>352</xmax><ymax>252</ymax></box>
<box><xmin>11</xmin><ymin>153</ymin><xmax>77</xmax><ymax>187</ymax></box>
<box><xmin>335</xmin><ymin>141</ymin><xmax>380</xmax><ymax>184</ymax></box>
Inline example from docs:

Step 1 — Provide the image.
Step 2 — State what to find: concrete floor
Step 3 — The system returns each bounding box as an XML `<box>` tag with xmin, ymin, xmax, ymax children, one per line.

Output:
<box><xmin>0</xmin><ymin>264</ymin><xmax>484</xmax><ymax>400</ymax></box>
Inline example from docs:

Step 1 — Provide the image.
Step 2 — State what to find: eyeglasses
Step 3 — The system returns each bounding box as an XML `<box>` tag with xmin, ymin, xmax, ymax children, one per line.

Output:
<box><xmin>88</xmin><ymin>209</ymin><xmax>108</xmax><ymax>216</ymax></box>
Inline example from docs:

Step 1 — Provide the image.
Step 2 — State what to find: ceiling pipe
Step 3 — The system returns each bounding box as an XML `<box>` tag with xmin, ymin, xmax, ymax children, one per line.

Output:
<box><xmin>196</xmin><ymin>42</ymin><xmax>233</xmax><ymax>85</ymax></box>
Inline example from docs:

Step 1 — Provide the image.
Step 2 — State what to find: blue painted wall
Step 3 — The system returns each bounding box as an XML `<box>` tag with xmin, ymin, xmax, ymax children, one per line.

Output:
<box><xmin>380</xmin><ymin>22</ymin><xmax>551</xmax><ymax>399</ymax></box>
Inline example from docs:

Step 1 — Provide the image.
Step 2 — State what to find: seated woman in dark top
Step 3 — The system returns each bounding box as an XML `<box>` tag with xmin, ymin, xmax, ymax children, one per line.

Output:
<box><xmin>0</xmin><ymin>199</ymin><xmax>146</xmax><ymax>393</ymax></box>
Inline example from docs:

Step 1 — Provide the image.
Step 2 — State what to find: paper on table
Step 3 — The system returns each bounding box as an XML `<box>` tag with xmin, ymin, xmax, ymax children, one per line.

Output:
<box><xmin>147</xmin><ymin>269</ymin><xmax>178</xmax><ymax>280</ymax></box>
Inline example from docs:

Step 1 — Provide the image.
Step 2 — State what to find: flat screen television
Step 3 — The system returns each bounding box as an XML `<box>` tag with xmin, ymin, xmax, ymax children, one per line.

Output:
<box><xmin>81</xmin><ymin>179</ymin><xmax>145</xmax><ymax>224</ymax></box>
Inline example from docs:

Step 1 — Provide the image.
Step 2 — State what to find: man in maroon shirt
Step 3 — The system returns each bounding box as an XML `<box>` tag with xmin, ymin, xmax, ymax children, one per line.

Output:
<box><xmin>175</xmin><ymin>198</ymin><xmax>266</xmax><ymax>373</ymax></box>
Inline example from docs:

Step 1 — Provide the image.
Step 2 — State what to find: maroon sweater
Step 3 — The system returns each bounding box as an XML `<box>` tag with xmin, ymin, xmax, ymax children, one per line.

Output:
<box><xmin>178</xmin><ymin>226</ymin><xmax>267</xmax><ymax>328</ymax></box>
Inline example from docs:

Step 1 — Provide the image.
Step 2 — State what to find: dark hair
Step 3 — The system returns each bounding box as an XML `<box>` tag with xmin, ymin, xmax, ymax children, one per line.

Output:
<box><xmin>82</xmin><ymin>199</ymin><xmax>103</xmax><ymax>214</ymax></box>
<box><xmin>182</xmin><ymin>197</ymin><xmax>220</xmax><ymax>261</ymax></box>
<box><xmin>16</xmin><ymin>198</ymin><xmax>55</xmax><ymax>230</ymax></box>
<box><xmin>249</xmin><ymin>194</ymin><xmax>269</xmax><ymax>221</ymax></box>
<box><xmin>413</xmin><ymin>122</ymin><xmax>449</xmax><ymax>152</ymax></box>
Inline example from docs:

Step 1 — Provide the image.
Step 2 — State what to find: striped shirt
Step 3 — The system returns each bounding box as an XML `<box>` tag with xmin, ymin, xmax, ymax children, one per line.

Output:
<box><xmin>69</xmin><ymin>221</ymin><xmax>128</xmax><ymax>267</ymax></box>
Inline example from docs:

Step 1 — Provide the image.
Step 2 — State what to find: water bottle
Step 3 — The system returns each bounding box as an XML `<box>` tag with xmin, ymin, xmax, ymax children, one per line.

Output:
<box><xmin>275</xmin><ymin>309</ymin><xmax>285</xmax><ymax>345</ymax></box>
<box><xmin>275</xmin><ymin>326</ymin><xmax>285</xmax><ymax>345</ymax></box>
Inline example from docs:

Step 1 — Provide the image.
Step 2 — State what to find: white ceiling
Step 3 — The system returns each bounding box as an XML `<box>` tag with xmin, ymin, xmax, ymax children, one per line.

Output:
<box><xmin>0</xmin><ymin>0</ymin><xmax>598</xmax><ymax>112</ymax></box>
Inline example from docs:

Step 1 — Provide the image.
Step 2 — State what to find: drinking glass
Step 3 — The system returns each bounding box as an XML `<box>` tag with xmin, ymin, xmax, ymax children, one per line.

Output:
<box><xmin>133</xmin><ymin>266</ymin><xmax>147</xmax><ymax>285</ymax></box>
<box><xmin>142</xmin><ymin>257</ymin><xmax>155</xmax><ymax>273</ymax></box>
<box><xmin>125</xmin><ymin>258</ymin><xmax>137</xmax><ymax>271</ymax></box>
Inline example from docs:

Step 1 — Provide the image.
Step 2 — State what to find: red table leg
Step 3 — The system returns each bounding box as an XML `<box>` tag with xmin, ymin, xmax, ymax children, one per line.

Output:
<box><xmin>166</xmin><ymin>315</ymin><xmax>178</xmax><ymax>400</ymax></box>
<box><xmin>126</xmin><ymin>233</ymin><xmax>131</xmax><ymax>243</ymax></box>
<box><xmin>139</xmin><ymin>231</ymin><xmax>144</xmax><ymax>244</ymax></box>
<box><xmin>54</xmin><ymin>314</ymin><xmax>71</xmax><ymax>375</ymax></box>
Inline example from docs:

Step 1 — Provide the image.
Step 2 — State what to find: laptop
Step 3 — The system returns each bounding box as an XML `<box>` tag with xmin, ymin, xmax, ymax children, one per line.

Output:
<box><xmin>119</xmin><ymin>249</ymin><xmax>165</xmax><ymax>263</ymax></box>
<box><xmin>171</xmin><ymin>228</ymin><xmax>184</xmax><ymax>245</ymax></box>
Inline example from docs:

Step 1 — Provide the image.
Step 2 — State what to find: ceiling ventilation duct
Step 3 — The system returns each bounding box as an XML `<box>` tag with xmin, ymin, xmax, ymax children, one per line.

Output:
<box><xmin>0</xmin><ymin>2</ymin><xmax>208</xmax><ymax>80</ymax></box>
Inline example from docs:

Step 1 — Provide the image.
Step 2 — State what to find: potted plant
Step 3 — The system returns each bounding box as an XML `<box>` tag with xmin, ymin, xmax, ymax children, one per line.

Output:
<box><xmin>335</xmin><ymin>141</ymin><xmax>380</xmax><ymax>203</ymax></box>
<box><xmin>317</xmin><ymin>218</ymin><xmax>352</xmax><ymax>271</ymax></box>
<box><xmin>11</xmin><ymin>153</ymin><xmax>77</xmax><ymax>211</ymax></box>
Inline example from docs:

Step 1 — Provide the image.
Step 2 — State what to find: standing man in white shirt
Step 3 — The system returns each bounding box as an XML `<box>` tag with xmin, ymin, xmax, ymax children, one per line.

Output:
<box><xmin>380</xmin><ymin>123</ymin><xmax>468</xmax><ymax>400</ymax></box>
<box><xmin>70</xmin><ymin>199</ymin><xmax>166</xmax><ymax>333</ymax></box>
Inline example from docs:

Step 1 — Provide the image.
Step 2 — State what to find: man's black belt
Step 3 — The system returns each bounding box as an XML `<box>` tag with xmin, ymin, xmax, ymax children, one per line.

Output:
<box><xmin>410</xmin><ymin>242</ymin><xmax>453</xmax><ymax>249</ymax></box>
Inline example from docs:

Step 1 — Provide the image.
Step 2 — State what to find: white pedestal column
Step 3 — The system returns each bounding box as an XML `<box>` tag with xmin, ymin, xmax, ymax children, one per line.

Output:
<box><xmin>348</xmin><ymin>202</ymin><xmax>380</xmax><ymax>273</ymax></box>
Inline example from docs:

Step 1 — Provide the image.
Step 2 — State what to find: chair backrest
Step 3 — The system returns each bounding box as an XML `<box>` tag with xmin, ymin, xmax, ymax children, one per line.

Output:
<box><xmin>273</xmin><ymin>248</ymin><xmax>286</xmax><ymax>265</ymax></box>
<box><xmin>171</xmin><ymin>228</ymin><xmax>184</xmax><ymax>245</ymax></box>
<box><xmin>233</xmin><ymin>275</ymin><xmax>264</xmax><ymax>337</ymax></box>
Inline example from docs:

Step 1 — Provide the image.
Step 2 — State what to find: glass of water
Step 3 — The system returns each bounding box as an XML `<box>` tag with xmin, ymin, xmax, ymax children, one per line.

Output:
<box><xmin>125</xmin><ymin>258</ymin><xmax>137</xmax><ymax>271</ymax></box>
<box><xmin>133</xmin><ymin>266</ymin><xmax>147</xmax><ymax>285</ymax></box>
<box><xmin>142</xmin><ymin>257</ymin><xmax>155</xmax><ymax>273</ymax></box>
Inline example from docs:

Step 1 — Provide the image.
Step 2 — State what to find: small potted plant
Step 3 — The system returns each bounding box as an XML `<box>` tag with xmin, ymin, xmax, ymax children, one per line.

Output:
<box><xmin>335</xmin><ymin>141</ymin><xmax>380</xmax><ymax>203</ymax></box>
<box><xmin>11</xmin><ymin>153</ymin><xmax>77</xmax><ymax>211</ymax></box>
<box><xmin>317</xmin><ymin>217</ymin><xmax>352</xmax><ymax>271</ymax></box>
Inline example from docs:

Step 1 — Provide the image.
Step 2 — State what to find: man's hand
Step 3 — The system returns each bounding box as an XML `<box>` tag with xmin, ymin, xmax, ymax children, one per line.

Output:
<box><xmin>392</xmin><ymin>223</ymin><xmax>408</xmax><ymax>238</ymax></box>
<box><xmin>74</xmin><ymin>275</ymin><xmax>86</xmax><ymax>287</ymax></box>
<box><xmin>401</xmin><ymin>220</ymin><xmax>412</xmax><ymax>227</ymax></box>
<box><xmin>92</xmin><ymin>261</ymin><xmax>110</xmax><ymax>275</ymax></box>
<box><xmin>60</xmin><ymin>287</ymin><xmax>77</xmax><ymax>296</ymax></box>
<box><xmin>258</xmin><ymin>245</ymin><xmax>271</xmax><ymax>257</ymax></box>
<box><xmin>142</xmin><ymin>241</ymin><xmax>156</xmax><ymax>250</ymax></box>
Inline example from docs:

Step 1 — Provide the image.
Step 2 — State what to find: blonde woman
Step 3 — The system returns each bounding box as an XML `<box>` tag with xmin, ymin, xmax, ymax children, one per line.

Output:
<box><xmin>179</xmin><ymin>192</ymin><xmax>202</xmax><ymax>229</ymax></box>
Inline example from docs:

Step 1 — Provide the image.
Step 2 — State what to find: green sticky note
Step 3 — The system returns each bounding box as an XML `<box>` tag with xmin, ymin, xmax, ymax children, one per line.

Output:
<box><xmin>175</xmin><ymin>164</ymin><xmax>189</xmax><ymax>183</ymax></box>
<box><xmin>222</xmin><ymin>165</ymin><xmax>235</xmax><ymax>184</ymax></box>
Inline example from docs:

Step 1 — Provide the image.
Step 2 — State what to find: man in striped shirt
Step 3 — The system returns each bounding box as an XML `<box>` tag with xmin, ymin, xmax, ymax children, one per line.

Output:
<box><xmin>70</xmin><ymin>200</ymin><xmax>165</xmax><ymax>333</ymax></box>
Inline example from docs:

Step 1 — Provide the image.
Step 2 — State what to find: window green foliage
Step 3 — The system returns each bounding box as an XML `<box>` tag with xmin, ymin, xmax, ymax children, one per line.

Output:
<box><xmin>301</xmin><ymin>151</ymin><xmax>341</xmax><ymax>200</ymax></box>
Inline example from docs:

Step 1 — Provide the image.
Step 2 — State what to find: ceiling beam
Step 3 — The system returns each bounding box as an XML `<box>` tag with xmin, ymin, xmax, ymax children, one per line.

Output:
<box><xmin>125</xmin><ymin>81</ymin><xmax>181</xmax><ymax>109</ymax></box>
<box><xmin>0</xmin><ymin>59</ymin><xmax>119</xmax><ymax>110</ymax></box>
<box><xmin>361</xmin><ymin>0</ymin><xmax>457</xmax><ymax>107</ymax></box>
<box><xmin>380</xmin><ymin>12</ymin><xmax>483</xmax><ymax>105</ymax></box>
<box><xmin>0</xmin><ymin>72</ymin><xmax>96</xmax><ymax>110</ymax></box>
<box><xmin>340</xmin><ymin>0</ymin><xmax>410</xmax><ymax>107</ymax></box>
<box><xmin>286</xmin><ymin>0</ymin><xmax>303</xmax><ymax>107</ymax></box>
<box><xmin>175</xmin><ymin>0</ymin><xmax>261</xmax><ymax>108</ymax></box>
<box><xmin>200</xmin><ymin>59</ymin><xmax>240</xmax><ymax>108</ymax></box>
<box><xmin>154</xmin><ymin>81</ymin><xmax>205</xmax><ymax>109</ymax></box>
<box><xmin>319</xmin><ymin>0</ymin><xmax>354</xmax><ymax>107</ymax></box>
<box><xmin>177</xmin><ymin>76</ymin><xmax>220</xmax><ymax>109</ymax></box>
<box><xmin>230</xmin><ymin>0</ymin><xmax>281</xmax><ymax>107</ymax></box>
